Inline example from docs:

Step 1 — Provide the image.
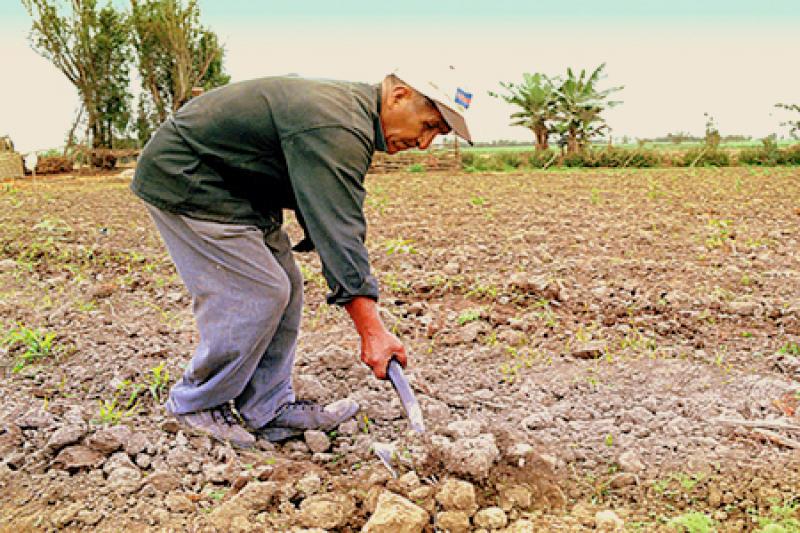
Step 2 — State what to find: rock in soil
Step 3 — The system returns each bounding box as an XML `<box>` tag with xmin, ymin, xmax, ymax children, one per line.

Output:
<box><xmin>595</xmin><ymin>510</ymin><xmax>624</xmax><ymax>531</ymax></box>
<box><xmin>363</xmin><ymin>490</ymin><xmax>429</xmax><ymax>533</ymax></box>
<box><xmin>473</xmin><ymin>506</ymin><xmax>508</xmax><ymax>529</ymax></box>
<box><xmin>46</xmin><ymin>425</ymin><xmax>87</xmax><ymax>453</ymax></box>
<box><xmin>435</xmin><ymin>510</ymin><xmax>470</xmax><ymax>533</ymax></box>
<box><xmin>304</xmin><ymin>430</ymin><xmax>331</xmax><ymax>453</ymax></box>
<box><xmin>435</xmin><ymin>479</ymin><xmax>477</xmax><ymax>514</ymax></box>
<box><xmin>296</xmin><ymin>493</ymin><xmax>354</xmax><ymax>530</ymax></box>
<box><xmin>51</xmin><ymin>445</ymin><xmax>105</xmax><ymax>471</ymax></box>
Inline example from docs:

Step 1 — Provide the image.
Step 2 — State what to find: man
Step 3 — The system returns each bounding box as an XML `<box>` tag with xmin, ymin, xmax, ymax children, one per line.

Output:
<box><xmin>131</xmin><ymin>73</ymin><xmax>472</xmax><ymax>447</ymax></box>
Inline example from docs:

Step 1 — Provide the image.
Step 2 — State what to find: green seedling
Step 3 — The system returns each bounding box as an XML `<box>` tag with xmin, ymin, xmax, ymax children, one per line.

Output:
<box><xmin>778</xmin><ymin>342</ymin><xmax>800</xmax><ymax>357</ymax></box>
<box><xmin>147</xmin><ymin>362</ymin><xmax>171</xmax><ymax>404</ymax></box>
<box><xmin>3</xmin><ymin>325</ymin><xmax>58</xmax><ymax>372</ymax></box>
<box><xmin>470</xmin><ymin>195</ymin><xmax>487</xmax><ymax>206</ymax></box>
<box><xmin>705</xmin><ymin>219</ymin><xmax>733</xmax><ymax>249</ymax></box>
<box><xmin>384</xmin><ymin>238</ymin><xmax>417</xmax><ymax>255</ymax></box>
<box><xmin>298</xmin><ymin>262</ymin><xmax>327</xmax><ymax>289</ymax></box>
<box><xmin>406</xmin><ymin>163</ymin><xmax>425</xmax><ymax>173</ymax></box>
<box><xmin>667</xmin><ymin>511</ymin><xmax>716</xmax><ymax>533</ymax></box>
<box><xmin>457</xmin><ymin>308</ymin><xmax>481</xmax><ymax>325</ymax></box>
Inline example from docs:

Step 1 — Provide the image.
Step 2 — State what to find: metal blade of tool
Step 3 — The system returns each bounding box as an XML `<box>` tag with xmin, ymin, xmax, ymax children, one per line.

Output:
<box><xmin>387</xmin><ymin>358</ymin><xmax>426</xmax><ymax>434</ymax></box>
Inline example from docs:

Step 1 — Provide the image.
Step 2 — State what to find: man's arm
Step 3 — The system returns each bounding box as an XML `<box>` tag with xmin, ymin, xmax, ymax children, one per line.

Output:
<box><xmin>345</xmin><ymin>296</ymin><xmax>407</xmax><ymax>379</ymax></box>
<box><xmin>282</xmin><ymin>126</ymin><xmax>408</xmax><ymax>379</ymax></box>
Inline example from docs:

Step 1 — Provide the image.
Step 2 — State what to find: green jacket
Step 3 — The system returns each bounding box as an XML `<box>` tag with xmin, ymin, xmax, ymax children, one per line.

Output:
<box><xmin>131</xmin><ymin>76</ymin><xmax>386</xmax><ymax>305</ymax></box>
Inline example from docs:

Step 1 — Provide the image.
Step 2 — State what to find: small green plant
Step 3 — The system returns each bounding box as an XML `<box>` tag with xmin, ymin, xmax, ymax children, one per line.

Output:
<box><xmin>457</xmin><ymin>308</ymin><xmax>482</xmax><ymax>325</ymax></box>
<box><xmin>406</xmin><ymin>163</ymin><xmax>425</xmax><ymax>173</ymax></box>
<box><xmin>94</xmin><ymin>379</ymin><xmax>143</xmax><ymax>424</ymax></box>
<box><xmin>705</xmin><ymin>219</ymin><xmax>734</xmax><ymax>249</ymax></box>
<box><xmin>754</xmin><ymin>498</ymin><xmax>800</xmax><ymax>532</ymax></box>
<box><xmin>77</xmin><ymin>300</ymin><xmax>97</xmax><ymax>312</ymax></box>
<box><xmin>668</xmin><ymin>511</ymin><xmax>716</xmax><ymax>533</ymax></box>
<box><xmin>384</xmin><ymin>238</ymin><xmax>417</xmax><ymax>255</ymax></box>
<box><xmin>778</xmin><ymin>342</ymin><xmax>800</xmax><ymax>357</ymax></box>
<box><xmin>590</xmin><ymin>187</ymin><xmax>601</xmax><ymax>205</ymax></box>
<box><xmin>3</xmin><ymin>325</ymin><xmax>58</xmax><ymax>372</ymax></box>
<box><xmin>207</xmin><ymin>488</ymin><xmax>227</xmax><ymax>501</ymax></box>
<box><xmin>298</xmin><ymin>262</ymin><xmax>326</xmax><ymax>289</ymax></box>
<box><xmin>470</xmin><ymin>195</ymin><xmax>487</xmax><ymax>206</ymax></box>
<box><xmin>604</xmin><ymin>433</ymin><xmax>614</xmax><ymax>447</ymax></box>
<box><xmin>95</xmin><ymin>395</ymin><xmax>137</xmax><ymax>425</ymax></box>
<box><xmin>146</xmin><ymin>362</ymin><xmax>171</xmax><ymax>404</ymax></box>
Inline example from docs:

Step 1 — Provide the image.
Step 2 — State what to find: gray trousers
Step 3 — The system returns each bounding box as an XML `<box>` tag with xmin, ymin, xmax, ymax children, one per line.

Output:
<box><xmin>146</xmin><ymin>204</ymin><xmax>302</xmax><ymax>429</ymax></box>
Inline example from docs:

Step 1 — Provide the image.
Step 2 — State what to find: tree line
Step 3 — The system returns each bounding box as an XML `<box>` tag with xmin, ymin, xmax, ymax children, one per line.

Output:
<box><xmin>22</xmin><ymin>0</ymin><xmax>229</xmax><ymax>153</ymax></box>
<box><xmin>492</xmin><ymin>64</ymin><xmax>799</xmax><ymax>152</ymax></box>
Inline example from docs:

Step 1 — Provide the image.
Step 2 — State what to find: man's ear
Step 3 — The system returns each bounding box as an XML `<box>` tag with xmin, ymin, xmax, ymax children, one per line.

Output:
<box><xmin>387</xmin><ymin>85</ymin><xmax>413</xmax><ymax>110</ymax></box>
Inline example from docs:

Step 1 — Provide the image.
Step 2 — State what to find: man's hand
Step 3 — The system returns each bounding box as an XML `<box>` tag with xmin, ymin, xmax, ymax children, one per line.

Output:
<box><xmin>345</xmin><ymin>296</ymin><xmax>408</xmax><ymax>379</ymax></box>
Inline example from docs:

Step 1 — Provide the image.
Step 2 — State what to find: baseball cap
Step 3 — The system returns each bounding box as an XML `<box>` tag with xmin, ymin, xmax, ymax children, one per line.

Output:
<box><xmin>390</xmin><ymin>68</ymin><xmax>473</xmax><ymax>145</ymax></box>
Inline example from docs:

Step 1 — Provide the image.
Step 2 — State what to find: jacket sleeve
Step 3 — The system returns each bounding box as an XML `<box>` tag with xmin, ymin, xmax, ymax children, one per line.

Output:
<box><xmin>281</xmin><ymin>126</ymin><xmax>379</xmax><ymax>305</ymax></box>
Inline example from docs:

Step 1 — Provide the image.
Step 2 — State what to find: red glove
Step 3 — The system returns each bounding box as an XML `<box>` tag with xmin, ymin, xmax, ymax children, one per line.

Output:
<box><xmin>345</xmin><ymin>296</ymin><xmax>408</xmax><ymax>379</ymax></box>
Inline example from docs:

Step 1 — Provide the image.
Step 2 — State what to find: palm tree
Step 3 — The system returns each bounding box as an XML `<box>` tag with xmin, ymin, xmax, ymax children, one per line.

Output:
<box><xmin>553</xmin><ymin>63</ymin><xmax>623</xmax><ymax>154</ymax></box>
<box><xmin>775</xmin><ymin>103</ymin><xmax>800</xmax><ymax>138</ymax></box>
<box><xmin>490</xmin><ymin>73</ymin><xmax>559</xmax><ymax>151</ymax></box>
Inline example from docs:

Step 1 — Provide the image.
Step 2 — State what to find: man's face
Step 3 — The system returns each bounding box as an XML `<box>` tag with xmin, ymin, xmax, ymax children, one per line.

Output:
<box><xmin>380</xmin><ymin>85</ymin><xmax>451</xmax><ymax>154</ymax></box>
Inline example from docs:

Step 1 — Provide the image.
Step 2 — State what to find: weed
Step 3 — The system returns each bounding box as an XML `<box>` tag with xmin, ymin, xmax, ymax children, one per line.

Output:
<box><xmin>383</xmin><ymin>272</ymin><xmax>412</xmax><ymax>294</ymax></box>
<box><xmin>604</xmin><ymin>433</ymin><xmax>614</xmax><ymax>447</ymax></box>
<box><xmin>77</xmin><ymin>300</ymin><xmax>97</xmax><ymax>312</ymax></box>
<box><xmin>647</xmin><ymin>178</ymin><xmax>664</xmax><ymax>201</ymax></box>
<box><xmin>754</xmin><ymin>498</ymin><xmax>800</xmax><ymax>532</ymax></box>
<box><xmin>465</xmin><ymin>281</ymin><xmax>499</xmax><ymax>300</ymax></box>
<box><xmin>470</xmin><ymin>195</ymin><xmax>487</xmax><ymax>206</ymax></box>
<box><xmin>705</xmin><ymin>219</ymin><xmax>734</xmax><ymax>249</ymax></box>
<box><xmin>146</xmin><ymin>362</ymin><xmax>171</xmax><ymax>404</ymax></box>
<box><xmin>298</xmin><ymin>262</ymin><xmax>326</xmax><ymax>289</ymax></box>
<box><xmin>3</xmin><ymin>325</ymin><xmax>59</xmax><ymax>372</ymax></box>
<box><xmin>590</xmin><ymin>187</ymin><xmax>601</xmax><ymax>205</ymax></box>
<box><xmin>667</xmin><ymin>511</ymin><xmax>716</xmax><ymax>532</ymax></box>
<box><xmin>406</xmin><ymin>163</ymin><xmax>425</xmax><ymax>173</ymax></box>
<box><xmin>457</xmin><ymin>308</ymin><xmax>482</xmax><ymax>326</ymax></box>
<box><xmin>95</xmin><ymin>396</ymin><xmax>136</xmax><ymax>425</ymax></box>
<box><xmin>384</xmin><ymin>238</ymin><xmax>417</xmax><ymax>255</ymax></box>
<box><xmin>778</xmin><ymin>342</ymin><xmax>800</xmax><ymax>357</ymax></box>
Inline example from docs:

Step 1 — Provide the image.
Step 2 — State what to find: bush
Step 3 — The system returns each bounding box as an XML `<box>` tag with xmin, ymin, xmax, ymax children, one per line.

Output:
<box><xmin>528</xmin><ymin>149</ymin><xmax>558</xmax><ymax>169</ymax></box>
<box><xmin>778</xmin><ymin>144</ymin><xmax>800</xmax><ymax>165</ymax></box>
<box><xmin>583</xmin><ymin>147</ymin><xmax>662</xmax><ymax>168</ymax></box>
<box><xmin>496</xmin><ymin>151</ymin><xmax>525</xmax><ymax>169</ymax></box>
<box><xmin>562</xmin><ymin>151</ymin><xmax>588</xmax><ymax>167</ymax></box>
<box><xmin>738</xmin><ymin>137</ymin><xmax>781</xmax><ymax>166</ymax></box>
<box><xmin>681</xmin><ymin>148</ymin><xmax>730</xmax><ymax>167</ymax></box>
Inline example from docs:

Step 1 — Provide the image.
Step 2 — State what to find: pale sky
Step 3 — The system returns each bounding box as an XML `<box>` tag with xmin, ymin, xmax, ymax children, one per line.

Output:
<box><xmin>1</xmin><ymin>0</ymin><xmax>799</xmax><ymax>152</ymax></box>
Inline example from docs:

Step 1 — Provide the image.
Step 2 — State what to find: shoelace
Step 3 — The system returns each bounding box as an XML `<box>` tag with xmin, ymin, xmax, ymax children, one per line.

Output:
<box><xmin>211</xmin><ymin>404</ymin><xmax>239</xmax><ymax>426</ymax></box>
<box><xmin>277</xmin><ymin>400</ymin><xmax>322</xmax><ymax>415</ymax></box>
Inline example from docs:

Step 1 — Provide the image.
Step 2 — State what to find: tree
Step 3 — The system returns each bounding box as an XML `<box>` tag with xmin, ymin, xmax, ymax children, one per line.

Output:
<box><xmin>703</xmin><ymin>112</ymin><xmax>720</xmax><ymax>147</ymax></box>
<box><xmin>775</xmin><ymin>103</ymin><xmax>800</xmax><ymax>139</ymax></box>
<box><xmin>22</xmin><ymin>0</ymin><xmax>133</xmax><ymax>152</ymax></box>
<box><xmin>552</xmin><ymin>63</ymin><xmax>623</xmax><ymax>154</ymax></box>
<box><xmin>130</xmin><ymin>0</ymin><xmax>230</xmax><ymax>136</ymax></box>
<box><xmin>490</xmin><ymin>73</ymin><xmax>558</xmax><ymax>151</ymax></box>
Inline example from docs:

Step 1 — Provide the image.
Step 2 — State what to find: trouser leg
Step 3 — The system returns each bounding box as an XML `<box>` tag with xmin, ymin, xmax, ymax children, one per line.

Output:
<box><xmin>235</xmin><ymin>229</ymin><xmax>304</xmax><ymax>429</ymax></box>
<box><xmin>145</xmin><ymin>205</ymin><xmax>294</xmax><ymax>417</ymax></box>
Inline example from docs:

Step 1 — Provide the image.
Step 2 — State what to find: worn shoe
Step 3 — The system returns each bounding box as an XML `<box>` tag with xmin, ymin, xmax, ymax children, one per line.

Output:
<box><xmin>165</xmin><ymin>403</ymin><xmax>256</xmax><ymax>449</ymax></box>
<box><xmin>256</xmin><ymin>399</ymin><xmax>360</xmax><ymax>442</ymax></box>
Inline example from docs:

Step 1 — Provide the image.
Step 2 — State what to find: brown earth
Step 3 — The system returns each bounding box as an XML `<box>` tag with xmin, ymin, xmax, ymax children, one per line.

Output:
<box><xmin>0</xmin><ymin>167</ymin><xmax>799</xmax><ymax>531</ymax></box>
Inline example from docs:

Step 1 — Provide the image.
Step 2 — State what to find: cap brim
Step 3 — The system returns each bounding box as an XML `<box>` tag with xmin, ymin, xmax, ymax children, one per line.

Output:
<box><xmin>431</xmin><ymin>100</ymin><xmax>473</xmax><ymax>145</ymax></box>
